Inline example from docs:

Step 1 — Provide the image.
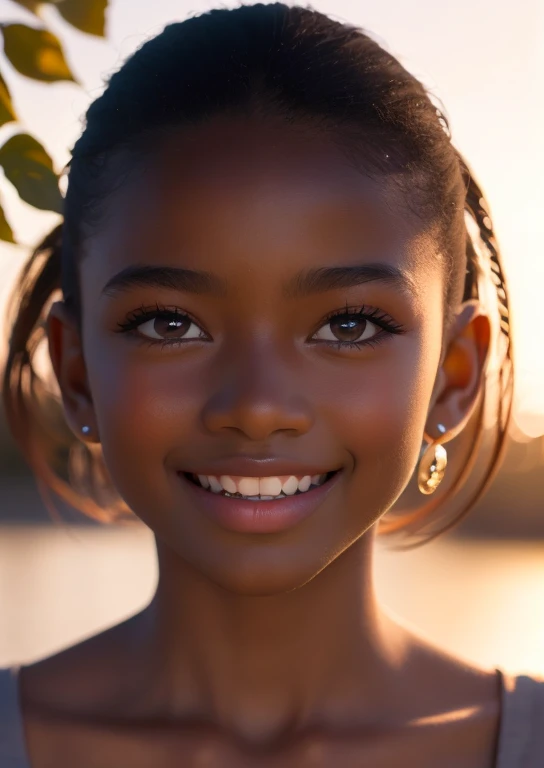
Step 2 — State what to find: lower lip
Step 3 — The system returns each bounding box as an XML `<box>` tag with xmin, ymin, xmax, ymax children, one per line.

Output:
<box><xmin>178</xmin><ymin>471</ymin><xmax>342</xmax><ymax>534</ymax></box>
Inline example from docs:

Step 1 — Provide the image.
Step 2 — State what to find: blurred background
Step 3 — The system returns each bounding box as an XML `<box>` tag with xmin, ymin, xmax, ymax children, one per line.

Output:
<box><xmin>0</xmin><ymin>0</ymin><xmax>543</xmax><ymax>675</ymax></box>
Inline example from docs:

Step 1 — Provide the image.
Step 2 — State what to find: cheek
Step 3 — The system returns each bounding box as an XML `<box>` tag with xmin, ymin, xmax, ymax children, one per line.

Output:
<box><xmin>84</xmin><ymin>342</ymin><xmax>204</xmax><ymax>493</ymax></box>
<box><xmin>329</xmin><ymin>334</ymin><xmax>440</xmax><ymax>509</ymax></box>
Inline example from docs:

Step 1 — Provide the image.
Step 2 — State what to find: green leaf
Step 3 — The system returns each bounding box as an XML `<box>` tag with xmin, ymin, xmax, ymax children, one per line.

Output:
<box><xmin>0</xmin><ymin>202</ymin><xmax>16</xmax><ymax>243</ymax></box>
<box><xmin>0</xmin><ymin>133</ymin><xmax>63</xmax><ymax>213</ymax></box>
<box><xmin>0</xmin><ymin>71</ymin><xmax>17</xmax><ymax>127</ymax></box>
<box><xmin>9</xmin><ymin>0</ymin><xmax>42</xmax><ymax>15</ymax></box>
<box><xmin>1</xmin><ymin>24</ymin><xmax>76</xmax><ymax>83</ymax></box>
<box><xmin>55</xmin><ymin>0</ymin><xmax>108</xmax><ymax>37</ymax></box>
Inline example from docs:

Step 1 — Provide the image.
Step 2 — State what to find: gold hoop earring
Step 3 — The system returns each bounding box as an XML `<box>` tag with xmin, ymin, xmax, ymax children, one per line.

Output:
<box><xmin>417</xmin><ymin>425</ymin><xmax>448</xmax><ymax>495</ymax></box>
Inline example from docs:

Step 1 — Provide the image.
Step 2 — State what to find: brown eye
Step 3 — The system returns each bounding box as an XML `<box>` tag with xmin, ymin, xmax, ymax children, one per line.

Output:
<box><xmin>313</xmin><ymin>314</ymin><xmax>379</xmax><ymax>344</ymax></box>
<box><xmin>137</xmin><ymin>312</ymin><xmax>205</xmax><ymax>341</ymax></box>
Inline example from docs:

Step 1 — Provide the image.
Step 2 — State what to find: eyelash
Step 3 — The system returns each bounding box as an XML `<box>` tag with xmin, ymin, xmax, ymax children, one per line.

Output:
<box><xmin>317</xmin><ymin>301</ymin><xmax>406</xmax><ymax>351</ymax></box>
<box><xmin>115</xmin><ymin>301</ymin><xmax>406</xmax><ymax>352</ymax></box>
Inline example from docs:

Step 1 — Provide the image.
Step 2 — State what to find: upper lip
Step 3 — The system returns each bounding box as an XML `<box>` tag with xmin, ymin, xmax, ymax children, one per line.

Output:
<box><xmin>179</xmin><ymin>457</ymin><xmax>342</xmax><ymax>478</ymax></box>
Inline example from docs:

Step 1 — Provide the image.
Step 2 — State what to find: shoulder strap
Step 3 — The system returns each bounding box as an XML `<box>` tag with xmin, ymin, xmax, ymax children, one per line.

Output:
<box><xmin>495</xmin><ymin>668</ymin><xmax>544</xmax><ymax>768</ymax></box>
<box><xmin>0</xmin><ymin>666</ymin><xmax>31</xmax><ymax>767</ymax></box>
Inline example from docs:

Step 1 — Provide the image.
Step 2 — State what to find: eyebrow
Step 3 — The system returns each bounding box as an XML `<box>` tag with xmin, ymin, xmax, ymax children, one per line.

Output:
<box><xmin>102</xmin><ymin>265</ymin><xmax>227</xmax><ymax>298</ymax></box>
<box><xmin>283</xmin><ymin>263</ymin><xmax>413</xmax><ymax>298</ymax></box>
<box><xmin>101</xmin><ymin>262</ymin><xmax>412</xmax><ymax>299</ymax></box>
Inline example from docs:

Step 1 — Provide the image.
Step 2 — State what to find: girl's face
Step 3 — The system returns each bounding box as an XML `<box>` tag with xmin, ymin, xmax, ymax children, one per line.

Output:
<box><xmin>66</xmin><ymin>117</ymin><xmax>449</xmax><ymax>594</ymax></box>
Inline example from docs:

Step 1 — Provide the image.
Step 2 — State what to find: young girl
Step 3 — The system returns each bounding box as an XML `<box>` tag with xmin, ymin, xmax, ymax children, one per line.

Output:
<box><xmin>1</xmin><ymin>4</ymin><xmax>542</xmax><ymax>766</ymax></box>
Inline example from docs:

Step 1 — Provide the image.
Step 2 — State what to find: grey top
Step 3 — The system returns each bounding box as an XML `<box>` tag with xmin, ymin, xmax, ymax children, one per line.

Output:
<box><xmin>1</xmin><ymin>666</ymin><xmax>544</xmax><ymax>766</ymax></box>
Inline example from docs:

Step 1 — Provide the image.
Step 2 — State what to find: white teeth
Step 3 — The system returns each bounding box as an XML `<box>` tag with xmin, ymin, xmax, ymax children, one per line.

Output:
<box><xmin>191</xmin><ymin>472</ymin><xmax>332</xmax><ymax>497</ymax></box>
<box><xmin>298</xmin><ymin>476</ymin><xmax>312</xmax><ymax>493</ymax></box>
<box><xmin>238</xmin><ymin>477</ymin><xmax>260</xmax><ymax>496</ymax></box>
<box><xmin>281</xmin><ymin>476</ymin><xmax>299</xmax><ymax>495</ymax></box>
<box><xmin>259</xmin><ymin>477</ymin><xmax>283</xmax><ymax>496</ymax></box>
<box><xmin>198</xmin><ymin>474</ymin><xmax>210</xmax><ymax>489</ymax></box>
<box><xmin>208</xmin><ymin>477</ymin><xmax>223</xmax><ymax>493</ymax></box>
<box><xmin>219</xmin><ymin>475</ymin><xmax>237</xmax><ymax>494</ymax></box>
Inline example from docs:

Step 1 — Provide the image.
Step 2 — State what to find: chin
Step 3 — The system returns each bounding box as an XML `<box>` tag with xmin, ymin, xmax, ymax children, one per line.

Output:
<box><xmin>205</xmin><ymin>568</ymin><xmax>322</xmax><ymax>597</ymax></box>
<box><xmin>172</xmin><ymin>537</ymin><xmax>331</xmax><ymax>596</ymax></box>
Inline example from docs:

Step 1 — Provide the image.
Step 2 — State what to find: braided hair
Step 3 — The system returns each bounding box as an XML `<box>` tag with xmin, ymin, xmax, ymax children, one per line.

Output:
<box><xmin>379</xmin><ymin>153</ymin><xmax>513</xmax><ymax>548</ymax></box>
<box><xmin>2</xmin><ymin>3</ymin><xmax>513</xmax><ymax>545</ymax></box>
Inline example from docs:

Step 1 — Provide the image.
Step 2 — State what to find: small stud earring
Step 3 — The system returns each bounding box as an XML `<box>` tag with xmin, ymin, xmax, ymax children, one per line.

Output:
<box><xmin>81</xmin><ymin>425</ymin><xmax>91</xmax><ymax>435</ymax></box>
<box><xmin>437</xmin><ymin>423</ymin><xmax>446</xmax><ymax>434</ymax></box>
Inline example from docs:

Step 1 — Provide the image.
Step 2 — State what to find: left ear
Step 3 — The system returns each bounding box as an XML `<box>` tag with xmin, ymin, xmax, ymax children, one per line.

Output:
<box><xmin>427</xmin><ymin>300</ymin><xmax>491</xmax><ymax>439</ymax></box>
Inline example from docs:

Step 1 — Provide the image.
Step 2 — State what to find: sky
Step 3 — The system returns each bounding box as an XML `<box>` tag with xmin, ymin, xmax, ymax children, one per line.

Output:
<box><xmin>0</xmin><ymin>0</ymin><xmax>542</xmax><ymax>436</ymax></box>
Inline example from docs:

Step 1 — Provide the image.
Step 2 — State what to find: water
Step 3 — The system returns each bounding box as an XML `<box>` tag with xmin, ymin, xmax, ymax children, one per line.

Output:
<box><xmin>1</xmin><ymin>524</ymin><xmax>543</xmax><ymax>676</ymax></box>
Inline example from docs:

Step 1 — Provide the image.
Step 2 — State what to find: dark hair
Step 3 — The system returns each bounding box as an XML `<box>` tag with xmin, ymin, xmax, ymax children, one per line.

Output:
<box><xmin>2</xmin><ymin>3</ymin><xmax>513</xmax><ymax>545</ymax></box>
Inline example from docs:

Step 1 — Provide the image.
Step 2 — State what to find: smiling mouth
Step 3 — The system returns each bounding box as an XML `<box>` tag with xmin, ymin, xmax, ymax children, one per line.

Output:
<box><xmin>182</xmin><ymin>471</ymin><xmax>338</xmax><ymax>501</ymax></box>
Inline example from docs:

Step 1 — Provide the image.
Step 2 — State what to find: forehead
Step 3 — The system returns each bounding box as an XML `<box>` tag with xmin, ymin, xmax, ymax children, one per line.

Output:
<box><xmin>83</xmin><ymin>116</ymin><xmax>441</xmax><ymax>292</ymax></box>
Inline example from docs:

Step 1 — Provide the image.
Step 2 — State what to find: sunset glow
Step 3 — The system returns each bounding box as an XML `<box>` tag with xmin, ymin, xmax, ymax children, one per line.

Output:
<box><xmin>0</xmin><ymin>0</ymin><xmax>542</xmax><ymax>434</ymax></box>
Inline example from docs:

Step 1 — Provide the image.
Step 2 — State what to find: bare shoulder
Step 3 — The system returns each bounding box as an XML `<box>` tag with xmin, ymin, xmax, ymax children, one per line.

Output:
<box><xmin>18</xmin><ymin>612</ymin><xmax>158</xmax><ymax>768</ymax></box>
<box><xmin>19</xmin><ymin>612</ymin><xmax>145</xmax><ymax>715</ymax></box>
<box><xmin>392</xmin><ymin>625</ymin><xmax>502</xmax><ymax>768</ymax></box>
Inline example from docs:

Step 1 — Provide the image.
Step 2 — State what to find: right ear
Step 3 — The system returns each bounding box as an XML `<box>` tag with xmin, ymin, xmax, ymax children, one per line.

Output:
<box><xmin>46</xmin><ymin>301</ymin><xmax>98</xmax><ymax>442</ymax></box>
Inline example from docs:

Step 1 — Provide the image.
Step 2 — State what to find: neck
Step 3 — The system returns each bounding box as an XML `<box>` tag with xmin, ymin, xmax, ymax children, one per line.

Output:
<box><xmin>126</xmin><ymin>525</ymin><xmax>410</xmax><ymax>745</ymax></box>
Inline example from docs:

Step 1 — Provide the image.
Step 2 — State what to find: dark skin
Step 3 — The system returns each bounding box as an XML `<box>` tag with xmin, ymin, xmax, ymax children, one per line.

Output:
<box><xmin>20</xmin><ymin>117</ymin><xmax>500</xmax><ymax>767</ymax></box>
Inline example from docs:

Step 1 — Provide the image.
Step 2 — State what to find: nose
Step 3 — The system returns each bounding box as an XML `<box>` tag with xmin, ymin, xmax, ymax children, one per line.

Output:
<box><xmin>200</xmin><ymin>343</ymin><xmax>314</xmax><ymax>441</ymax></box>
